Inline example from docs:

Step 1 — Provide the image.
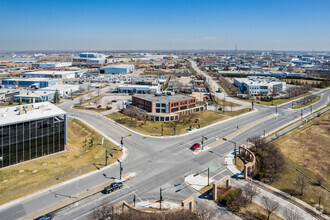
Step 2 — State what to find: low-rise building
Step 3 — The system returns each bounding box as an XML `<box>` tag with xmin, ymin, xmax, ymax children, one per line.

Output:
<box><xmin>73</xmin><ymin>52</ymin><xmax>106</xmax><ymax>64</ymax></box>
<box><xmin>117</xmin><ymin>85</ymin><xmax>160</xmax><ymax>94</ymax></box>
<box><xmin>130</xmin><ymin>94</ymin><xmax>204</xmax><ymax>121</ymax></box>
<box><xmin>0</xmin><ymin>89</ymin><xmax>20</xmax><ymax>101</ymax></box>
<box><xmin>234</xmin><ymin>76</ymin><xmax>286</xmax><ymax>97</ymax></box>
<box><xmin>40</xmin><ymin>84</ymin><xmax>80</xmax><ymax>96</ymax></box>
<box><xmin>32</xmin><ymin>62</ymin><xmax>72</xmax><ymax>68</ymax></box>
<box><xmin>99</xmin><ymin>64</ymin><xmax>135</xmax><ymax>74</ymax></box>
<box><xmin>13</xmin><ymin>90</ymin><xmax>55</xmax><ymax>102</ymax></box>
<box><xmin>0</xmin><ymin>102</ymin><xmax>67</xmax><ymax>168</ymax></box>
<box><xmin>1</xmin><ymin>78</ymin><xmax>59</xmax><ymax>89</ymax></box>
<box><xmin>21</xmin><ymin>70</ymin><xmax>78</xmax><ymax>79</ymax></box>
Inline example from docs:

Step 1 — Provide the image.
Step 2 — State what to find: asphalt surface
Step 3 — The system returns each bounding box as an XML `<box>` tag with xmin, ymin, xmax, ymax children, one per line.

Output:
<box><xmin>0</xmin><ymin>71</ymin><xmax>329</xmax><ymax>220</ymax></box>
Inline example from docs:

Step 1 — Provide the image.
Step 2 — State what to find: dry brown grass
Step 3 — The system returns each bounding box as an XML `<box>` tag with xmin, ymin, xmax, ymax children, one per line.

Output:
<box><xmin>0</xmin><ymin>119</ymin><xmax>122</xmax><ymax>205</ymax></box>
<box><xmin>271</xmin><ymin>111</ymin><xmax>330</xmax><ymax>214</ymax></box>
<box><xmin>273</xmin><ymin>112</ymin><xmax>330</xmax><ymax>185</ymax></box>
<box><xmin>239</xmin><ymin>202</ymin><xmax>283</xmax><ymax>220</ymax></box>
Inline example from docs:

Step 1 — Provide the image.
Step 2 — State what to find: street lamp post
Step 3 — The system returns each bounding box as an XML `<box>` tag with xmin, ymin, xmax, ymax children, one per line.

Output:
<box><xmin>276</xmin><ymin>105</ymin><xmax>278</xmax><ymax>115</ymax></box>
<box><xmin>117</xmin><ymin>159</ymin><xmax>123</xmax><ymax>180</ymax></box>
<box><xmin>159</xmin><ymin>188</ymin><xmax>163</xmax><ymax>210</ymax></box>
<box><xmin>223</xmin><ymin>138</ymin><xmax>237</xmax><ymax>165</ymax></box>
<box><xmin>201</xmin><ymin>136</ymin><xmax>208</xmax><ymax>150</ymax></box>
<box><xmin>120</xmin><ymin>134</ymin><xmax>132</xmax><ymax>150</ymax></box>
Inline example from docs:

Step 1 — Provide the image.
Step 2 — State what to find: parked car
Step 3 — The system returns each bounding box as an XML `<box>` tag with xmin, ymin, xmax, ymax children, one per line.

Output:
<box><xmin>190</xmin><ymin>143</ymin><xmax>201</xmax><ymax>150</ymax></box>
<box><xmin>97</xmin><ymin>105</ymin><xmax>102</xmax><ymax>108</ymax></box>
<box><xmin>104</xmin><ymin>182</ymin><xmax>123</xmax><ymax>194</ymax></box>
<box><xmin>218</xmin><ymin>107</ymin><xmax>222</xmax><ymax>110</ymax></box>
<box><xmin>111</xmin><ymin>100</ymin><xmax>117</xmax><ymax>102</ymax></box>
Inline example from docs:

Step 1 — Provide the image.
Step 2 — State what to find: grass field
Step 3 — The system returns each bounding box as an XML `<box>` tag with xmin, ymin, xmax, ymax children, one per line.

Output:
<box><xmin>211</xmin><ymin>96</ymin><xmax>241</xmax><ymax>107</ymax></box>
<box><xmin>271</xmin><ymin>111</ymin><xmax>330</xmax><ymax>213</ymax></box>
<box><xmin>0</xmin><ymin>119</ymin><xmax>122</xmax><ymax>205</ymax></box>
<box><xmin>292</xmin><ymin>96</ymin><xmax>321</xmax><ymax>109</ymax></box>
<box><xmin>239</xmin><ymin>202</ymin><xmax>283</xmax><ymax>220</ymax></box>
<box><xmin>106</xmin><ymin>109</ymin><xmax>251</xmax><ymax>136</ymax></box>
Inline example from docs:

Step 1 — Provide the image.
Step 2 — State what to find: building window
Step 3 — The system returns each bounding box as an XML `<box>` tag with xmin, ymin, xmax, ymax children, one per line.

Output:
<box><xmin>172</xmin><ymin>107</ymin><xmax>179</xmax><ymax>112</ymax></box>
<box><xmin>156</xmin><ymin>109</ymin><xmax>160</xmax><ymax>113</ymax></box>
<box><xmin>180</xmin><ymin>106</ymin><xmax>187</xmax><ymax>110</ymax></box>
<box><xmin>156</xmin><ymin>103</ymin><xmax>160</xmax><ymax>107</ymax></box>
<box><xmin>161</xmin><ymin>109</ymin><xmax>166</xmax><ymax>113</ymax></box>
<box><xmin>188</xmin><ymin>104</ymin><xmax>195</xmax><ymax>108</ymax></box>
<box><xmin>161</xmin><ymin>103</ymin><xmax>166</xmax><ymax>107</ymax></box>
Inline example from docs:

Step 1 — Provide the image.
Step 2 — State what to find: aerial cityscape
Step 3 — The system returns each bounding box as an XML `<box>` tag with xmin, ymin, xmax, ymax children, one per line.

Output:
<box><xmin>0</xmin><ymin>0</ymin><xmax>329</xmax><ymax>220</ymax></box>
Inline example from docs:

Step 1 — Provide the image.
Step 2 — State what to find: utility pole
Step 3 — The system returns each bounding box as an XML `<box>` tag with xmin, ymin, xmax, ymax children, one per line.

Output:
<box><xmin>120</xmin><ymin>137</ymin><xmax>123</xmax><ymax>150</ymax></box>
<box><xmin>276</xmin><ymin>105</ymin><xmax>278</xmax><ymax>115</ymax></box>
<box><xmin>264</xmin><ymin>129</ymin><xmax>266</xmax><ymax>138</ymax></box>
<box><xmin>223</xmin><ymin>138</ymin><xmax>237</xmax><ymax>165</ymax></box>
<box><xmin>234</xmin><ymin>142</ymin><xmax>237</xmax><ymax>165</ymax></box>
<box><xmin>74</xmin><ymin>168</ymin><xmax>78</xmax><ymax>201</ymax></box>
<box><xmin>251</xmin><ymin>100</ymin><xmax>254</xmax><ymax>110</ymax></box>
<box><xmin>133</xmin><ymin>194</ymin><xmax>136</xmax><ymax>207</ymax></box>
<box><xmin>207</xmin><ymin>167</ymin><xmax>210</xmax><ymax>186</ymax></box>
<box><xmin>301</xmin><ymin>109</ymin><xmax>303</xmax><ymax>119</ymax></box>
<box><xmin>159</xmin><ymin>188</ymin><xmax>163</xmax><ymax>210</ymax></box>
<box><xmin>201</xmin><ymin>136</ymin><xmax>208</xmax><ymax>150</ymax></box>
<box><xmin>105</xmin><ymin>149</ymin><xmax>108</xmax><ymax>165</ymax></box>
<box><xmin>161</xmin><ymin>124</ymin><xmax>164</xmax><ymax>136</ymax></box>
<box><xmin>310</xmin><ymin>105</ymin><xmax>313</xmax><ymax>114</ymax></box>
<box><xmin>117</xmin><ymin>159</ymin><xmax>122</xmax><ymax>180</ymax></box>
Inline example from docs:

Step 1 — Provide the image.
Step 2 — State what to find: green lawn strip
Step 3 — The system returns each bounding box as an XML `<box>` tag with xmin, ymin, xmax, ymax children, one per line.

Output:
<box><xmin>106</xmin><ymin>109</ymin><xmax>251</xmax><ymax>136</ymax></box>
<box><xmin>0</xmin><ymin>119</ymin><xmax>121</xmax><ymax>205</ymax></box>
<box><xmin>292</xmin><ymin>96</ymin><xmax>321</xmax><ymax>109</ymax></box>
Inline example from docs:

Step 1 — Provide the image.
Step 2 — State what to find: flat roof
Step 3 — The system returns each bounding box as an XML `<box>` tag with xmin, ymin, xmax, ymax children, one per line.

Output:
<box><xmin>2</xmin><ymin>78</ymin><xmax>57</xmax><ymax>82</ymax></box>
<box><xmin>21</xmin><ymin>71</ymin><xmax>77</xmax><ymax>75</ymax></box>
<box><xmin>235</xmin><ymin>76</ymin><xmax>284</xmax><ymax>86</ymax></box>
<box><xmin>117</xmin><ymin>84</ymin><xmax>160</xmax><ymax>89</ymax></box>
<box><xmin>133</xmin><ymin>94</ymin><xmax>194</xmax><ymax>103</ymax></box>
<box><xmin>101</xmin><ymin>64</ymin><xmax>134</xmax><ymax>69</ymax></box>
<box><xmin>14</xmin><ymin>90</ymin><xmax>55</xmax><ymax>97</ymax></box>
<box><xmin>0</xmin><ymin>102</ymin><xmax>66</xmax><ymax>126</ymax></box>
<box><xmin>39</xmin><ymin>84</ymin><xmax>79</xmax><ymax>91</ymax></box>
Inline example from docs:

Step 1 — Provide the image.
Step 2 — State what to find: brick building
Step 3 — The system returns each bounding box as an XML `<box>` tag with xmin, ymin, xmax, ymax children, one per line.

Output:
<box><xmin>131</xmin><ymin>94</ymin><xmax>204</xmax><ymax>121</ymax></box>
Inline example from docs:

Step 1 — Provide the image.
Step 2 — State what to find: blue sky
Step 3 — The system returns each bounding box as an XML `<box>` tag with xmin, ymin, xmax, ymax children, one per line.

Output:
<box><xmin>1</xmin><ymin>0</ymin><xmax>330</xmax><ymax>51</ymax></box>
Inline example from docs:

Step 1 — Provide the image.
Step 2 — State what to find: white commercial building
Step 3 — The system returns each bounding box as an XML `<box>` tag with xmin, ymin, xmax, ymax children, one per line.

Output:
<box><xmin>234</xmin><ymin>76</ymin><xmax>286</xmax><ymax>97</ymax></box>
<box><xmin>40</xmin><ymin>84</ymin><xmax>80</xmax><ymax>96</ymax></box>
<box><xmin>21</xmin><ymin>71</ymin><xmax>79</xmax><ymax>79</ymax></box>
<box><xmin>32</xmin><ymin>62</ymin><xmax>72</xmax><ymax>68</ymax></box>
<box><xmin>99</xmin><ymin>64</ymin><xmax>135</xmax><ymax>74</ymax></box>
<box><xmin>116</xmin><ymin>84</ymin><xmax>161</xmax><ymax>94</ymax></box>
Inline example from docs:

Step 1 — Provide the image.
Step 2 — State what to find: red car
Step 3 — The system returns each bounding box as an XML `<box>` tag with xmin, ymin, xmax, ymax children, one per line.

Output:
<box><xmin>190</xmin><ymin>143</ymin><xmax>201</xmax><ymax>150</ymax></box>
<box><xmin>97</xmin><ymin>105</ymin><xmax>102</xmax><ymax>108</ymax></box>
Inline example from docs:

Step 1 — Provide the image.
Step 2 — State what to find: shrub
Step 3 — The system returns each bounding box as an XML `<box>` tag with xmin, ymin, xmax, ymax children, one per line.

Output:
<box><xmin>106</xmin><ymin>106</ymin><xmax>112</xmax><ymax>110</ymax></box>
<box><xmin>222</xmin><ymin>188</ymin><xmax>242</xmax><ymax>206</ymax></box>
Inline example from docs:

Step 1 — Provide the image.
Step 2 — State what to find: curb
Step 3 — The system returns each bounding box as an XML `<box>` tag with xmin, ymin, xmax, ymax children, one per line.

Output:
<box><xmin>103</xmin><ymin>108</ymin><xmax>258</xmax><ymax>139</ymax></box>
<box><xmin>0</xmin><ymin>118</ymin><xmax>128</xmax><ymax>212</ymax></box>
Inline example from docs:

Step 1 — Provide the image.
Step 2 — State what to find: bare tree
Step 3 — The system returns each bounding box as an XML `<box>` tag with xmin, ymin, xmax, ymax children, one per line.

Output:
<box><xmin>90</xmin><ymin>200</ymin><xmax>112</xmax><ymax>220</ymax></box>
<box><xmin>285</xmin><ymin>208</ymin><xmax>300</xmax><ymax>220</ymax></box>
<box><xmin>247</xmin><ymin>135</ymin><xmax>267</xmax><ymax>153</ymax></box>
<box><xmin>243</xmin><ymin>183</ymin><xmax>259</xmax><ymax>203</ymax></box>
<box><xmin>265</xmin><ymin>144</ymin><xmax>285</xmax><ymax>182</ymax></box>
<box><xmin>195</xmin><ymin>201</ymin><xmax>219</xmax><ymax>220</ymax></box>
<box><xmin>167</xmin><ymin>120</ymin><xmax>179</xmax><ymax>135</ymax></box>
<box><xmin>262</xmin><ymin>196</ymin><xmax>279</xmax><ymax>220</ymax></box>
<box><xmin>78</xmin><ymin>97</ymin><xmax>84</xmax><ymax>106</ymax></box>
<box><xmin>296</xmin><ymin>173</ymin><xmax>308</xmax><ymax>196</ymax></box>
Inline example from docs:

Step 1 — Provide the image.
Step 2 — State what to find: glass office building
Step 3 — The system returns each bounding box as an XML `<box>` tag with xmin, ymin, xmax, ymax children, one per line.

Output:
<box><xmin>0</xmin><ymin>103</ymin><xmax>67</xmax><ymax>168</ymax></box>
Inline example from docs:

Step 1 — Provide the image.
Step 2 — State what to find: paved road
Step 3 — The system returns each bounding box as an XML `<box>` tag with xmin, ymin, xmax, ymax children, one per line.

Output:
<box><xmin>0</xmin><ymin>68</ymin><xmax>328</xmax><ymax>220</ymax></box>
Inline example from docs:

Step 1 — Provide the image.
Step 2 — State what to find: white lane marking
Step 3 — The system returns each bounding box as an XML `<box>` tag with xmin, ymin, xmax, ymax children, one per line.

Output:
<box><xmin>71</xmin><ymin>192</ymin><xmax>134</xmax><ymax>220</ymax></box>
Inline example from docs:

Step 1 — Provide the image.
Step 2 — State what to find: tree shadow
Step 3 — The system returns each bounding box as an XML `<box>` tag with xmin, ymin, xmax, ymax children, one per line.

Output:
<box><xmin>49</xmin><ymin>190</ymin><xmax>72</xmax><ymax>198</ymax></box>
